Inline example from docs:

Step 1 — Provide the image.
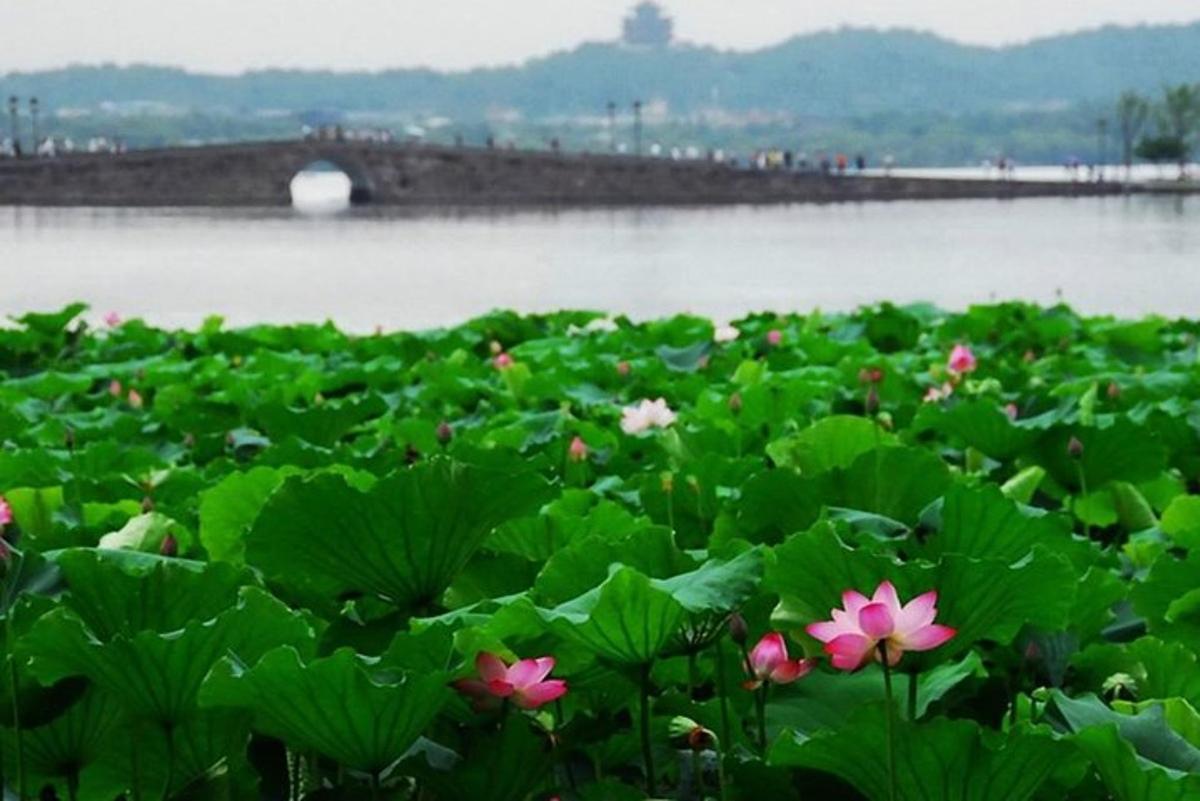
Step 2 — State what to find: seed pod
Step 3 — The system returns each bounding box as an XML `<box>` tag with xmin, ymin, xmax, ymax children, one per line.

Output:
<box><xmin>436</xmin><ymin>420</ymin><xmax>453</xmax><ymax>445</ymax></box>
<box><xmin>1067</xmin><ymin>436</ymin><xmax>1084</xmax><ymax>459</ymax></box>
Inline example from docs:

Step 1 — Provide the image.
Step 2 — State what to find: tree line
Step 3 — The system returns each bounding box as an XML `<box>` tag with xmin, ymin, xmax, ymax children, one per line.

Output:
<box><xmin>1117</xmin><ymin>84</ymin><xmax>1200</xmax><ymax>175</ymax></box>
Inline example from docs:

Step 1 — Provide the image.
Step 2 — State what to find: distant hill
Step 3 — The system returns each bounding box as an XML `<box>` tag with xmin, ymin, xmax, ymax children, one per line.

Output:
<box><xmin>3</xmin><ymin>22</ymin><xmax>1199</xmax><ymax>119</ymax></box>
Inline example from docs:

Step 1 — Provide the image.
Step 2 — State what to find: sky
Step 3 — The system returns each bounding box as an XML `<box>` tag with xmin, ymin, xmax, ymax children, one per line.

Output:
<box><xmin>4</xmin><ymin>0</ymin><xmax>1200</xmax><ymax>74</ymax></box>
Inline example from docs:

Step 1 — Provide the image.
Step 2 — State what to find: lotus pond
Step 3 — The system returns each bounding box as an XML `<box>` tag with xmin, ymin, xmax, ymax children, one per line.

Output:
<box><xmin>2</xmin><ymin>302</ymin><xmax>1200</xmax><ymax>801</ymax></box>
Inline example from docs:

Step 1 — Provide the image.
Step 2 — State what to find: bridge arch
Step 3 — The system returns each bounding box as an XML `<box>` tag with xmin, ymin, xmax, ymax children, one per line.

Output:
<box><xmin>288</xmin><ymin>153</ymin><xmax>376</xmax><ymax>208</ymax></box>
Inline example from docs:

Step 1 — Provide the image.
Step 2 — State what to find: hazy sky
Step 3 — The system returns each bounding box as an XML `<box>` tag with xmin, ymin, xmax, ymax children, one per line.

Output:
<box><xmin>5</xmin><ymin>0</ymin><xmax>1200</xmax><ymax>74</ymax></box>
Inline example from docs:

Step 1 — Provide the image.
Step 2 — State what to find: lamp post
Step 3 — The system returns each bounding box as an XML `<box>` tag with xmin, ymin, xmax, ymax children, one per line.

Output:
<box><xmin>7</xmin><ymin>96</ymin><xmax>17</xmax><ymax>156</ymax></box>
<box><xmin>607</xmin><ymin>101</ymin><xmax>616</xmax><ymax>153</ymax></box>
<box><xmin>633</xmin><ymin>100</ymin><xmax>643</xmax><ymax>157</ymax></box>
<box><xmin>1096</xmin><ymin>117</ymin><xmax>1109</xmax><ymax>181</ymax></box>
<box><xmin>30</xmin><ymin>97</ymin><xmax>40</xmax><ymax>153</ymax></box>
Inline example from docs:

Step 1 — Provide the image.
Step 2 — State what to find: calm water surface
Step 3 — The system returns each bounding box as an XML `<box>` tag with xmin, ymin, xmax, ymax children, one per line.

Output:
<box><xmin>1</xmin><ymin>194</ymin><xmax>1197</xmax><ymax>330</ymax></box>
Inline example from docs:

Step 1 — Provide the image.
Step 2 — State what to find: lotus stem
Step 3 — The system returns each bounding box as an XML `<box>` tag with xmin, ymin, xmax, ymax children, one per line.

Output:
<box><xmin>162</xmin><ymin>724</ymin><xmax>175</xmax><ymax>801</ymax></box>
<box><xmin>879</xmin><ymin>644</ymin><xmax>898</xmax><ymax>801</ymax></box>
<box><xmin>639</xmin><ymin>663</ymin><xmax>656</xmax><ymax>796</ymax></box>
<box><xmin>907</xmin><ymin>670</ymin><xmax>918</xmax><ymax>720</ymax></box>
<box><xmin>715</xmin><ymin>639</ymin><xmax>732</xmax><ymax>753</ymax></box>
<box><xmin>755</xmin><ymin>684</ymin><xmax>768</xmax><ymax>754</ymax></box>
<box><xmin>6</xmin><ymin>608</ymin><xmax>25</xmax><ymax>801</ymax></box>
<box><xmin>1076</xmin><ymin>463</ymin><xmax>1091</xmax><ymax>540</ymax></box>
<box><xmin>130</xmin><ymin>723</ymin><xmax>143</xmax><ymax>801</ymax></box>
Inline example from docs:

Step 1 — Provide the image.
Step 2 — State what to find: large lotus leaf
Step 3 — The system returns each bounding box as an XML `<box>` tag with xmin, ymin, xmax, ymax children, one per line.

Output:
<box><xmin>1035</xmin><ymin>419</ymin><xmax>1167</xmax><ymax>491</ymax></box>
<box><xmin>407</xmin><ymin>716</ymin><xmax>553</xmax><ymax>801</ymax></box>
<box><xmin>734</xmin><ymin>469</ymin><xmax>831</xmax><ymax>544</ymax></box>
<box><xmin>913</xmin><ymin>399</ymin><xmax>1039</xmax><ymax>460</ymax></box>
<box><xmin>533</xmin><ymin>525</ymin><xmax>694</xmax><ymax>606</ymax></box>
<box><xmin>1</xmin><ymin>548</ymin><xmax>64</xmax><ymax>615</ymax></box>
<box><xmin>766</xmin><ymin>651</ymin><xmax>985</xmax><ymax>735</ymax></box>
<box><xmin>769</xmin><ymin>523</ymin><xmax>1076</xmax><ymax>664</ymax></box>
<box><xmin>765</xmin><ymin>415</ymin><xmax>895</xmax><ymax>474</ymax></box>
<box><xmin>3</xmin><ymin>486</ymin><xmax>65</xmax><ymax>547</ymax></box>
<box><xmin>198</xmin><ymin>466</ymin><xmax>296</xmax><ymax>564</ymax></box>
<box><xmin>651</xmin><ymin>546</ymin><xmax>765</xmax><ymax>614</ymax></box>
<box><xmin>22</xmin><ymin>587</ymin><xmax>315</xmax><ymax>726</ymax></box>
<box><xmin>1131</xmin><ymin>552</ymin><xmax>1200</xmax><ymax>648</ymax></box>
<box><xmin>1072</xmin><ymin>638</ymin><xmax>1200</xmax><ymax>709</ymax></box>
<box><xmin>1071</xmin><ymin>723</ymin><xmax>1200</xmax><ymax>801</ymax></box>
<box><xmin>1161</xmin><ymin>495</ymin><xmax>1200</xmax><ymax>549</ymax></box>
<box><xmin>536</xmin><ymin>566</ymin><xmax>686</xmax><ymax>665</ymax></box>
<box><xmin>245</xmin><ymin>458</ymin><xmax>552</xmax><ymax>613</ymax></box>
<box><xmin>487</xmin><ymin>493</ymin><xmax>646</xmax><ymax>562</ymax></box>
<box><xmin>255</xmin><ymin>393</ymin><xmax>387</xmax><ymax>447</ymax></box>
<box><xmin>769</xmin><ymin>703</ymin><xmax>1074</xmax><ymax>801</ymax></box>
<box><xmin>828</xmin><ymin>446</ymin><xmax>952</xmax><ymax>525</ymax></box>
<box><xmin>919</xmin><ymin>483</ymin><xmax>1092</xmax><ymax>566</ymax></box>
<box><xmin>1</xmin><ymin>687</ymin><xmax>123</xmax><ymax>788</ymax></box>
<box><xmin>46</xmin><ymin>549</ymin><xmax>249</xmax><ymax>639</ymax></box>
<box><xmin>200</xmin><ymin>646</ymin><xmax>449</xmax><ymax>775</ymax></box>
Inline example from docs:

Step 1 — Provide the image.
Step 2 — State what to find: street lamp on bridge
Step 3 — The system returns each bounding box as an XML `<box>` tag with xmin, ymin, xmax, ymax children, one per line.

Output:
<box><xmin>633</xmin><ymin>100</ymin><xmax>643</xmax><ymax>157</ymax></box>
<box><xmin>30</xmin><ymin>97</ymin><xmax>40</xmax><ymax>151</ymax></box>
<box><xmin>607</xmin><ymin>101</ymin><xmax>616</xmax><ymax>153</ymax></box>
<box><xmin>7</xmin><ymin>96</ymin><xmax>17</xmax><ymax>156</ymax></box>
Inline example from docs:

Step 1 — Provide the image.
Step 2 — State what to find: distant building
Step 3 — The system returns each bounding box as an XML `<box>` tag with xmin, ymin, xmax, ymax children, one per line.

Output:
<box><xmin>622</xmin><ymin>2</ymin><xmax>673</xmax><ymax>47</ymax></box>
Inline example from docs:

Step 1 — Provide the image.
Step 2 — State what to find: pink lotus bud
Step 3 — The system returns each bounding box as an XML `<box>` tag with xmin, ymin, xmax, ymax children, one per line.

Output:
<box><xmin>616</xmin><ymin>360</ymin><xmax>631</xmax><ymax>377</ymax></box>
<box><xmin>1004</xmin><ymin>403</ymin><xmax>1019</xmax><ymax>421</ymax></box>
<box><xmin>493</xmin><ymin>352</ymin><xmax>514</xmax><ymax>370</ymax></box>
<box><xmin>1067</xmin><ymin>436</ymin><xmax>1084</xmax><ymax>459</ymax></box>
<box><xmin>103</xmin><ymin>311</ymin><xmax>122</xmax><ymax>328</ymax></box>
<box><xmin>728</xmin><ymin>392</ymin><xmax>743</xmax><ymax>414</ymax></box>
<box><xmin>728</xmin><ymin>612</ymin><xmax>748</xmax><ymax>645</ymax></box>
<box><xmin>436</xmin><ymin>420</ymin><xmax>453</xmax><ymax>445</ymax></box>
<box><xmin>766</xmin><ymin>329</ymin><xmax>783</xmax><ymax>347</ymax></box>
<box><xmin>806</xmin><ymin>580</ymin><xmax>957</xmax><ymax>671</ymax></box>
<box><xmin>108</xmin><ymin>379</ymin><xmax>123</xmax><ymax>397</ymax></box>
<box><xmin>127</xmin><ymin>389</ymin><xmax>144</xmax><ymax>409</ymax></box>
<box><xmin>159</xmin><ymin>533</ymin><xmax>178</xmax><ymax>557</ymax></box>
<box><xmin>742</xmin><ymin>633</ymin><xmax>815</xmax><ymax>689</ymax></box>
<box><xmin>859</xmin><ymin>367</ymin><xmax>884</xmax><ymax>384</ymax></box>
<box><xmin>567</xmin><ymin>435</ymin><xmax>588</xmax><ymax>463</ymax></box>
<box><xmin>451</xmin><ymin>652</ymin><xmax>568</xmax><ymax>711</ymax></box>
<box><xmin>947</xmin><ymin>344</ymin><xmax>977</xmax><ymax>375</ymax></box>
<box><xmin>687</xmin><ymin>725</ymin><xmax>716</xmax><ymax>752</ymax></box>
<box><xmin>0</xmin><ymin>496</ymin><xmax>12</xmax><ymax>528</ymax></box>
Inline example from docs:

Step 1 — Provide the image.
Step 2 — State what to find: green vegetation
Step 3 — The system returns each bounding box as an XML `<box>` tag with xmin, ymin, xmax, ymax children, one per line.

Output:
<box><xmin>1127</xmin><ymin>83</ymin><xmax>1200</xmax><ymax>172</ymax></box>
<box><xmin>3</xmin><ymin>302</ymin><xmax>1200</xmax><ymax>800</ymax></box>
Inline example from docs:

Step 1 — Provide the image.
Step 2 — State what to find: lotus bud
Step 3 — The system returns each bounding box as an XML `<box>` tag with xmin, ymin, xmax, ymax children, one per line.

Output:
<box><xmin>616</xmin><ymin>360</ymin><xmax>631</xmax><ymax>377</ymax></box>
<box><xmin>728</xmin><ymin>392</ymin><xmax>743</xmax><ymax>414</ymax></box>
<box><xmin>127</xmin><ymin>389</ymin><xmax>144</xmax><ymax>409</ymax></box>
<box><xmin>141</xmin><ymin>496</ymin><xmax>155</xmax><ymax>514</ymax></box>
<box><xmin>1107</xmin><ymin>382</ymin><xmax>1121</xmax><ymax>400</ymax></box>
<box><xmin>1023</xmin><ymin>350</ymin><xmax>1037</xmax><ymax>363</ymax></box>
<box><xmin>493</xmin><ymin>352</ymin><xmax>514</xmax><ymax>370</ymax></box>
<box><xmin>436</xmin><ymin>420</ymin><xmax>453</xmax><ymax>445</ymax></box>
<box><xmin>405</xmin><ymin>444</ymin><xmax>421</xmax><ymax>465</ymax></box>
<box><xmin>108</xmin><ymin>379</ymin><xmax>123</xmax><ymax>397</ymax></box>
<box><xmin>728</xmin><ymin>612</ymin><xmax>748</xmax><ymax>645</ymax></box>
<box><xmin>313</xmin><ymin>393</ymin><xmax>325</xmax><ymax>406</ymax></box>
<box><xmin>567</xmin><ymin>435</ymin><xmax>588</xmax><ymax>463</ymax></box>
<box><xmin>1004</xmin><ymin>403</ymin><xmax>1019</xmax><ymax>421</ymax></box>
<box><xmin>1067</xmin><ymin>436</ymin><xmax>1084</xmax><ymax>459</ymax></box>
<box><xmin>160</xmin><ymin>533</ymin><xmax>178</xmax><ymax>557</ymax></box>
<box><xmin>859</xmin><ymin>367</ymin><xmax>884</xmax><ymax>384</ymax></box>
<box><xmin>766</xmin><ymin>329</ymin><xmax>782</xmax><ymax>347</ymax></box>
<box><xmin>489</xmin><ymin>340</ymin><xmax>503</xmax><ymax>355</ymax></box>
<box><xmin>1102</xmin><ymin>672</ymin><xmax>1137</xmax><ymax>701</ymax></box>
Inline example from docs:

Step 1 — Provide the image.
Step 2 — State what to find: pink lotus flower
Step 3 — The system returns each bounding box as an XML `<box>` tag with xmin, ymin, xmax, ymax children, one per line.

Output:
<box><xmin>742</xmin><ymin>632</ymin><xmax>815</xmax><ymax>690</ymax></box>
<box><xmin>452</xmin><ymin>652</ymin><xmax>567</xmax><ymax>711</ymax></box>
<box><xmin>805</xmin><ymin>581</ymin><xmax>956</xmax><ymax>671</ymax></box>
<box><xmin>0</xmin><ymin>496</ymin><xmax>11</xmax><ymax>527</ymax></box>
<box><xmin>620</xmin><ymin>398</ymin><xmax>677</xmax><ymax>434</ymax></box>
<box><xmin>103</xmin><ymin>311</ymin><xmax>122</xmax><ymax>328</ymax></box>
<box><xmin>766</xmin><ymin>329</ymin><xmax>783</xmax><ymax>347</ymax></box>
<box><xmin>127</xmin><ymin>389</ymin><xmax>144</xmax><ymax>409</ymax></box>
<box><xmin>567</xmin><ymin>435</ymin><xmax>589</xmax><ymax>462</ymax></box>
<box><xmin>947</xmin><ymin>344</ymin><xmax>977</xmax><ymax>375</ymax></box>
<box><xmin>493</xmin><ymin>352</ymin><xmax>514</xmax><ymax>370</ymax></box>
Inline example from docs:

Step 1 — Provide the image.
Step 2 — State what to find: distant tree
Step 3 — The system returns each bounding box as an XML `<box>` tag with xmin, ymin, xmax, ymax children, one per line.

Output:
<box><xmin>1115</xmin><ymin>90</ymin><xmax>1150</xmax><ymax>176</ymax></box>
<box><xmin>1135</xmin><ymin>134</ymin><xmax>1188</xmax><ymax>168</ymax></box>
<box><xmin>1156</xmin><ymin>83</ymin><xmax>1200</xmax><ymax>175</ymax></box>
<box><xmin>622</xmin><ymin>2</ymin><xmax>673</xmax><ymax>48</ymax></box>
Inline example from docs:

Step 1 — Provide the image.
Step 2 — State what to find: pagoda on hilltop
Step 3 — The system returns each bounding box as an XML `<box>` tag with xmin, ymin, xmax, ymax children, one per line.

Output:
<box><xmin>622</xmin><ymin>1</ymin><xmax>673</xmax><ymax>47</ymax></box>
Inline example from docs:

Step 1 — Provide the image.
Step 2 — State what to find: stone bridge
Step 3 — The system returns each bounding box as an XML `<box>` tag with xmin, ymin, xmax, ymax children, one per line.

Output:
<box><xmin>0</xmin><ymin>139</ymin><xmax>1134</xmax><ymax>207</ymax></box>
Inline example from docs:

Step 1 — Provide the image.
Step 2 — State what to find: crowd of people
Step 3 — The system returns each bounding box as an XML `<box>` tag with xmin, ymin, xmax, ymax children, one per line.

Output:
<box><xmin>1</xmin><ymin>135</ymin><xmax>126</xmax><ymax>158</ymax></box>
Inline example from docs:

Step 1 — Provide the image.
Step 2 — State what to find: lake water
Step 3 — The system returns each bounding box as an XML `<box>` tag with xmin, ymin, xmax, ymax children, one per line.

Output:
<box><xmin>1</xmin><ymin>187</ymin><xmax>1197</xmax><ymax>331</ymax></box>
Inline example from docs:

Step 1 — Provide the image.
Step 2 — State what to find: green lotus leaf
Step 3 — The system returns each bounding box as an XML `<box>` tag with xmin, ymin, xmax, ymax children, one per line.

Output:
<box><xmin>765</xmin><ymin>415</ymin><xmax>895</xmax><ymax>474</ymax></box>
<box><xmin>536</xmin><ymin>566</ymin><xmax>686</xmax><ymax>665</ymax></box>
<box><xmin>245</xmin><ymin>457</ymin><xmax>552</xmax><ymax>613</ymax></box>
<box><xmin>770</xmin><ymin>703</ymin><xmax>1074</xmax><ymax>801</ymax></box>
<box><xmin>200</xmin><ymin>646</ymin><xmax>450</xmax><ymax>775</ymax></box>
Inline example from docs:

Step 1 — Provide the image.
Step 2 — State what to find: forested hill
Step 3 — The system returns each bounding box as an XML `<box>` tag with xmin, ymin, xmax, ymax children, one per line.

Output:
<box><xmin>3</xmin><ymin>21</ymin><xmax>1199</xmax><ymax>118</ymax></box>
